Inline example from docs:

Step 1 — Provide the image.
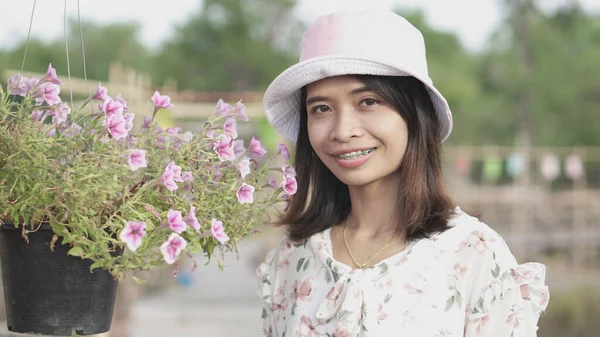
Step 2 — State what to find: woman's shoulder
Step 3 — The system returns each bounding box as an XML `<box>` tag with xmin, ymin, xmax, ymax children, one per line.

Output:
<box><xmin>434</xmin><ymin>207</ymin><xmax>508</xmax><ymax>246</ymax></box>
<box><xmin>431</xmin><ymin>208</ymin><xmax>547</xmax><ymax>288</ymax></box>
<box><xmin>256</xmin><ymin>230</ymin><xmax>317</xmax><ymax>274</ymax></box>
<box><xmin>429</xmin><ymin>207</ymin><xmax>519</xmax><ymax>267</ymax></box>
<box><xmin>256</xmin><ymin>230</ymin><xmax>322</xmax><ymax>302</ymax></box>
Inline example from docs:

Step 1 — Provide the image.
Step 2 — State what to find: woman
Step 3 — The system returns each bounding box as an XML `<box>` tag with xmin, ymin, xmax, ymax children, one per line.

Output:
<box><xmin>257</xmin><ymin>9</ymin><xmax>549</xmax><ymax>337</ymax></box>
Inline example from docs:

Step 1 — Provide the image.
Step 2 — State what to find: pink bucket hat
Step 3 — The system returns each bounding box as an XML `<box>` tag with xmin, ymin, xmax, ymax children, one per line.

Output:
<box><xmin>262</xmin><ymin>9</ymin><xmax>453</xmax><ymax>143</ymax></box>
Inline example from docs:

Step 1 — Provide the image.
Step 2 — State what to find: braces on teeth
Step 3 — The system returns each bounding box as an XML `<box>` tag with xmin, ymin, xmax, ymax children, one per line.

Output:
<box><xmin>337</xmin><ymin>148</ymin><xmax>375</xmax><ymax>159</ymax></box>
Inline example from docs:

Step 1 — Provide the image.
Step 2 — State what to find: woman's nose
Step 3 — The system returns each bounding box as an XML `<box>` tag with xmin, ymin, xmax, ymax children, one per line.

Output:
<box><xmin>329</xmin><ymin>108</ymin><xmax>362</xmax><ymax>142</ymax></box>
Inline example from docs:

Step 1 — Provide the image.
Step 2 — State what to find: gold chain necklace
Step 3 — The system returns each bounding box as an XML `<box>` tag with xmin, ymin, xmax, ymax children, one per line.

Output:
<box><xmin>342</xmin><ymin>219</ymin><xmax>397</xmax><ymax>269</ymax></box>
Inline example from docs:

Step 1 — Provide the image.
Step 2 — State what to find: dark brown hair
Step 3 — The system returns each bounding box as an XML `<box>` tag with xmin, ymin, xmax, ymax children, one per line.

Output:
<box><xmin>278</xmin><ymin>75</ymin><xmax>456</xmax><ymax>242</ymax></box>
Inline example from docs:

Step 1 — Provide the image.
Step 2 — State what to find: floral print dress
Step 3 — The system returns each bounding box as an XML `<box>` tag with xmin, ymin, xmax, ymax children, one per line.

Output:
<box><xmin>257</xmin><ymin>208</ymin><xmax>549</xmax><ymax>337</ymax></box>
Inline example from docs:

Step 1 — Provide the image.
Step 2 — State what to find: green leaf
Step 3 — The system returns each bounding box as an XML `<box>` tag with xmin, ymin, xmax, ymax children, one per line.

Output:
<box><xmin>296</xmin><ymin>258</ymin><xmax>305</xmax><ymax>272</ymax></box>
<box><xmin>261</xmin><ymin>308</ymin><xmax>267</xmax><ymax>319</ymax></box>
<box><xmin>383</xmin><ymin>293</ymin><xmax>393</xmax><ymax>304</ymax></box>
<box><xmin>445</xmin><ymin>295</ymin><xmax>455</xmax><ymax>311</ymax></box>
<box><xmin>491</xmin><ymin>263</ymin><xmax>500</xmax><ymax>278</ymax></box>
<box><xmin>303</xmin><ymin>258</ymin><xmax>310</xmax><ymax>271</ymax></box>
<box><xmin>456</xmin><ymin>291</ymin><xmax>463</xmax><ymax>308</ymax></box>
<box><xmin>291</xmin><ymin>302</ymin><xmax>297</xmax><ymax>316</ymax></box>
<box><xmin>67</xmin><ymin>246</ymin><xmax>84</xmax><ymax>258</ymax></box>
<box><xmin>332</xmin><ymin>270</ymin><xmax>340</xmax><ymax>283</ymax></box>
<box><xmin>325</xmin><ymin>271</ymin><xmax>332</xmax><ymax>283</ymax></box>
<box><xmin>89</xmin><ymin>260</ymin><xmax>103</xmax><ymax>272</ymax></box>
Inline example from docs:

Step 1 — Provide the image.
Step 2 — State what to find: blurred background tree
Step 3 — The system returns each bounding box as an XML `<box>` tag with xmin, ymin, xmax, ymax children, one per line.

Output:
<box><xmin>0</xmin><ymin>0</ymin><xmax>597</xmax><ymax>146</ymax></box>
<box><xmin>150</xmin><ymin>0</ymin><xmax>305</xmax><ymax>91</ymax></box>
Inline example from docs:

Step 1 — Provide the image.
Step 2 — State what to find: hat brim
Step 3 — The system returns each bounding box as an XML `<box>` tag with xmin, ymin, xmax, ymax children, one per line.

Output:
<box><xmin>262</xmin><ymin>55</ymin><xmax>453</xmax><ymax>143</ymax></box>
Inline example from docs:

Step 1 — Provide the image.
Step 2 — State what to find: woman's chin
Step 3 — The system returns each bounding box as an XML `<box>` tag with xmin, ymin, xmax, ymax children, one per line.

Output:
<box><xmin>333</xmin><ymin>172</ymin><xmax>379</xmax><ymax>188</ymax></box>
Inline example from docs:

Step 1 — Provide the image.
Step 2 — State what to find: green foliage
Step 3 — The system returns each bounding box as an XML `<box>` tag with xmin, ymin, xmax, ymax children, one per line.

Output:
<box><xmin>0</xmin><ymin>75</ymin><xmax>289</xmax><ymax>279</ymax></box>
<box><xmin>537</xmin><ymin>284</ymin><xmax>600</xmax><ymax>337</ymax></box>
<box><xmin>150</xmin><ymin>0</ymin><xmax>304</xmax><ymax>91</ymax></box>
<box><xmin>0</xmin><ymin>20</ymin><xmax>150</xmax><ymax>82</ymax></box>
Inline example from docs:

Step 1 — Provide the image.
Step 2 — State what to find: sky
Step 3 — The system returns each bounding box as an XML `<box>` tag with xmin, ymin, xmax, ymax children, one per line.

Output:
<box><xmin>0</xmin><ymin>0</ymin><xmax>599</xmax><ymax>53</ymax></box>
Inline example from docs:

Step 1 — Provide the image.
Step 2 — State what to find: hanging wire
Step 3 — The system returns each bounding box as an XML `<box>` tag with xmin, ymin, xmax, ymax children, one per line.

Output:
<box><xmin>64</xmin><ymin>0</ymin><xmax>74</xmax><ymax>107</ymax></box>
<box><xmin>18</xmin><ymin>0</ymin><xmax>38</xmax><ymax>80</ymax></box>
<box><xmin>77</xmin><ymin>0</ymin><xmax>94</xmax><ymax>113</ymax></box>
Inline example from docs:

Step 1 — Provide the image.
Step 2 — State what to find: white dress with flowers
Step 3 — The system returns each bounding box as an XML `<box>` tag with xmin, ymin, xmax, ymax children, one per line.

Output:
<box><xmin>257</xmin><ymin>208</ymin><xmax>549</xmax><ymax>337</ymax></box>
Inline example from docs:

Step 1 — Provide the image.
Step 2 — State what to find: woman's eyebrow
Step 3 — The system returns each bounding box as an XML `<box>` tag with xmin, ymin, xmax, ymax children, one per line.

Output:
<box><xmin>306</xmin><ymin>86</ymin><xmax>373</xmax><ymax>105</ymax></box>
<box><xmin>306</xmin><ymin>96</ymin><xmax>329</xmax><ymax>106</ymax></box>
<box><xmin>350</xmin><ymin>86</ymin><xmax>372</xmax><ymax>95</ymax></box>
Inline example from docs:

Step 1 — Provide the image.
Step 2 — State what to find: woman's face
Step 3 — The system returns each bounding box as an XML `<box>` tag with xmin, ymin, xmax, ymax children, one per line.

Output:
<box><xmin>305</xmin><ymin>76</ymin><xmax>409</xmax><ymax>187</ymax></box>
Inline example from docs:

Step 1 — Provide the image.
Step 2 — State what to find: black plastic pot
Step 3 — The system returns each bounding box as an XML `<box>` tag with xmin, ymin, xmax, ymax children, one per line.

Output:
<box><xmin>0</xmin><ymin>224</ymin><xmax>119</xmax><ymax>336</ymax></box>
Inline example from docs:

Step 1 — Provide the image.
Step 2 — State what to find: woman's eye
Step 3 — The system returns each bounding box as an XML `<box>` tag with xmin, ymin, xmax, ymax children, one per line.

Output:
<box><xmin>310</xmin><ymin>105</ymin><xmax>330</xmax><ymax>114</ymax></box>
<box><xmin>360</xmin><ymin>98</ymin><xmax>379</xmax><ymax>107</ymax></box>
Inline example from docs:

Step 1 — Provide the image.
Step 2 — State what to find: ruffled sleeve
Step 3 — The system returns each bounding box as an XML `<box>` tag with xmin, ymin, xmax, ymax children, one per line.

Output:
<box><xmin>463</xmin><ymin>229</ymin><xmax>549</xmax><ymax>336</ymax></box>
<box><xmin>257</xmin><ymin>247</ymin><xmax>277</xmax><ymax>337</ymax></box>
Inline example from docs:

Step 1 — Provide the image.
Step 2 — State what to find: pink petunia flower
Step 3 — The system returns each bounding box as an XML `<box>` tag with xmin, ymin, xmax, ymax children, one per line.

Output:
<box><xmin>248</xmin><ymin>137</ymin><xmax>266</xmax><ymax>159</ymax></box>
<box><xmin>267</xmin><ymin>177</ymin><xmax>278</xmax><ymax>189</ymax></box>
<box><xmin>127</xmin><ymin>149</ymin><xmax>147</xmax><ymax>171</ymax></box>
<box><xmin>282</xmin><ymin>175</ymin><xmax>298</xmax><ymax>195</ymax></box>
<box><xmin>236</xmin><ymin>183</ymin><xmax>255</xmax><ymax>204</ymax></box>
<box><xmin>164</xmin><ymin>161</ymin><xmax>184</xmax><ymax>182</ymax></box>
<box><xmin>233</xmin><ymin>100</ymin><xmax>249</xmax><ymax>121</ymax></box>
<box><xmin>160</xmin><ymin>171</ymin><xmax>178</xmax><ymax>191</ymax></box>
<box><xmin>182</xmin><ymin>171</ymin><xmax>194</xmax><ymax>182</ymax></box>
<box><xmin>213</xmin><ymin>134</ymin><xmax>235</xmax><ymax>161</ymax></box>
<box><xmin>233</xmin><ymin>139</ymin><xmax>245</xmax><ymax>157</ymax></box>
<box><xmin>166</xmin><ymin>127</ymin><xmax>181</xmax><ymax>134</ymax></box>
<box><xmin>152</xmin><ymin>91</ymin><xmax>174</xmax><ymax>109</ymax></box>
<box><xmin>114</xmin><ymin>94</ymin><xmax>129</xmax><ymax>112</ymax></box>
<box><xmin>119</xmin><ymin>221</ymin><xmax>147</xmax><ymax>252</ymax></box>
<box><xmin>7</xmin><ymin>74</ymin><xmax>28</xmax><ymax>96</ymax></box>
<box><xmin>41</xmin><ymin>63</ymin><xmax>63</xmax><ymax>85</ymax></box>
<box><xmin>166</xmin><ymin>209</ymin><xmax>187</xmax><ymax>234</ymax></box>
<box><xmin>142</xmin><ymin>116</ymin><xmax>152</xmax><ymax>128</ymax></box>
<box><xmin>160</xmin><ymin>161</ymin><xmax>183</xmax><ymax>191</ymax></box>
<box><xmin>51</xmin><ymin>103</ymin><xmax>71</xmax><ymax>125</ymax></box>
<box><xmin>63</xmin><ymin>123</ymin><xmax>82</xmax><ymax>138</ymax></box>
<box><xmin>127</xmin><ymin>135</ymin><xmax>137</xmax><ymax>148</ymax></box>
<box><xmin>35</xmin><ymin>83</ymin><xmax>61</xmax><ymax>106</ymax></box>
<box><xmin>92</xmin><ymin>83</ymin><xmax>108</xmax><ymax>101</ymax></box>
<box><xmin>282</xmin><ymin>164</ymin><xmax>297</xmax><ymax>178</ymax></box>
<box><xmin>210</xmin><ymin>218</ymin><xmax>230</xmax><ymax>244</ymax></box>
<box><xmin>105</xmin><ymin>113</ymin><xmax>129</xmax><ymax>140</ymax></box>
<box><xmin>215</xmin><ymin>98</ymin><xmax>231</xmax><ymax>116</ymax></box>
<box><xmin>224</xmin><ymin>118</ymin><xmax>238</xmax><ymax>139</ymax></box>
<box><xmin>237</xmin><ymin>158</ymin><xmax>251</xmax><ymax>179</ymax></box>
<box><xmin>160</xmin><ymin>233</ymin><xmax>187</xmax><ymax>264</ymax></box>
<box><xmin>102</xmin><ymin>97</ymin><xmax>124</xmax><ymax>117</ymax></box>
<box><xmin>277</xmin><ymin>143</ymin><xmax>290</xmax><ymax>161</ymax></box>
<box><xmin>122</xmin><ymin>113</ymin><xmax>134</xmax><ymax>132</ymax></box>
<box><xmin>31</xmin><ymin>110</ymin><xmax>44</xmax><ymax>122</ymax></box>
<box><xmin>183</xmin><ymin>205</ymin><xmax>200</xmax><ymax>231</ymax></box>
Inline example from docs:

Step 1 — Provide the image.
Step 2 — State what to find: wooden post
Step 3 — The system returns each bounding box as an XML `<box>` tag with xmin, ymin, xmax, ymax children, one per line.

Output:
<box><xmin>571</xmin><ymin>147</ymin><xmax>587</xmax><ymax>272</ymax></box>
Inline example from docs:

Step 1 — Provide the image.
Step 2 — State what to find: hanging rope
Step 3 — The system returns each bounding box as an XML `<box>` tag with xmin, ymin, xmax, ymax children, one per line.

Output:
<box><xmin>77</xmin><ymin>0</ymin><xmax>94</xmax><ymax>113</ymax></box>
<box><xmin>18</xmin><ymin>0</ymin><xmax>38</xmax><ymax>81</ymax></box>
<box><xmin>63</xmin><ymin>0</ymin><xmax>74</xmax><ymax>108</ymax></box>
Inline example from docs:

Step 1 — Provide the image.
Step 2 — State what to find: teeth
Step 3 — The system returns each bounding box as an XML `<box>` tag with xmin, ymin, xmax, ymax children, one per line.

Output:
<box><xmin>336</xmin><ymin>148</ymin><xmax>375</xmax><ymax>159</ymax></box>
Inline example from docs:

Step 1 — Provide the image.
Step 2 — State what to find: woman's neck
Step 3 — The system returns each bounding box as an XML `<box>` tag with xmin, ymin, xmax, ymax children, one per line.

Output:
<box><xmin>346</xmin><ymin>175</ymin><xmax>402</xmax><ymax>240</ymax></box>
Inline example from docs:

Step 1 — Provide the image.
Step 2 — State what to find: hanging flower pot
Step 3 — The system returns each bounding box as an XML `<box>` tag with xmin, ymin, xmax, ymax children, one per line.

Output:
<box><xmin>0</xmin><ymin>63</ymin><xmax>291</xmax><ymax>334</ymax></box>
<box><xmin>0</xmin><ymin>223</ymin><xmax>119</xmax><ymax>336</ymax></box>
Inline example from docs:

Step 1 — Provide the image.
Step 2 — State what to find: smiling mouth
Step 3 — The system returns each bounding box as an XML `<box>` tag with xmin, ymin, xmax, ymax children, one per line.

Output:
<box><xmin>335</xmin><ymin>148</ymin><xmax>376</xmax><ymax>160</ymax></box>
